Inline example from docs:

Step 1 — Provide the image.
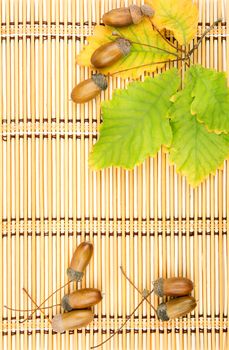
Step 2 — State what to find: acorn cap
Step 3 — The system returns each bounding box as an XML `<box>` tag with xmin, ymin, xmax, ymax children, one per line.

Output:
<box><xmin>66</xmin><ymin>267</ymin><xmax>84</xmax><ymax>282</ymax></box>
<box><xmin>116</xmin><ymin>38</ymin><xmax>131</xmax><ymax>56</ymax></box>
<box><xmin>129</xmin><ymin>5</ymin><xmax>143</xmax><ymax>24</ymax></box>
<box><xmin>140</xmin><ymin>4</ymin><xmax>155</xmax><ymax>17</ymax></box>
<box><xmin>91</xmin><ymin>73</ymin><xmax>108</xmax><ymax>91</ymax></box>
<box><xmin>157</xmin><ymin>302</ymin><xmax>170</xmax><ymax>321</ymax></box>
<box><xmin>153</xmin><ymin>278</ymin><xmax>164</xmax><ymax>297</ymax></box>
<box><xmin>61</xmin><ymin>295</ymin><xmax>72</xmax><ymax>312</ymax></box>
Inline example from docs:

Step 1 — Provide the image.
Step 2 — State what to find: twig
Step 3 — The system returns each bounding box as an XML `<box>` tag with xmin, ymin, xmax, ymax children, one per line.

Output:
<box><xmin>130</xmin><ymin>40</ymin><xmax>180</xmax><ymax>57</ymax></box>
<box><xmin>109</xmin><ymin>58</ymin><xmax>184</xmax><ymax>76</ymax></box>
<box><xmin>20</xmin><ymin>288</ymin><xmax>51</xmax><ymax>324</ymax></box>
<box><xmin>19</xmin><ymin>280</ymin><xmax>72</xmax><ymax>324</ymax></box>
<box><xmin>112</xmin><ymin>32</ymin><xmax>180</xmax><ymax>58</ymax></box>
<box><xmin>120</xmin><ymin>266</ymin><xmax>156</xmax><ymax>312</ymax></box>
<box><xmin>90</xmin><ymin>288</ymin><xmax>155</xmax><ymax>349</ymax></box>
<box><xmin>4</xmin><ymin>304</ymin><xmax>61</xmax><ymax>312</ymax></box>
<box><xmin>187</xmin><ymin>18</ymin><xmax>223</xmax><ymax>57</ymax></box>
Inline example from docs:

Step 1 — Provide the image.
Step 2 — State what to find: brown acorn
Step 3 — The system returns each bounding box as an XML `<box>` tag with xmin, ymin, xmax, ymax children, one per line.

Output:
<box><xmin>102</xmin><ymin>5</ymin><xmax>155</xmax><ymax>27</ymax></box>
<box><xmin>67</xmin><ymin>242</ymin><xmax>93</xmax><ymax>281</ymax></box>
<box><xmin>157</xmin><ymin>296</ymin><xmax>197</xmax><ymax>321</ymax></box>
<box><xmin>153</xmin><ymin>277</ymin><xmax>194</xmax><ymax>297</ymax></box>
<box><xmin>71</xmin><ymin>74</ymin><xmax>108</xmax><ymax>104</ymax></box>
<box><xmin>52</xmin><ymin>309</ymin><xmax>94</xmax><ymax>333</ymax></box>
<box><xmin>62</xmin><ymin>288</ymin><xmax>102</xmax><ymax>311</ymax></box>
<box><xmin>91</xmin><ymin>38</ymin><xmax>131</xmax><ymax>68</ymax></box>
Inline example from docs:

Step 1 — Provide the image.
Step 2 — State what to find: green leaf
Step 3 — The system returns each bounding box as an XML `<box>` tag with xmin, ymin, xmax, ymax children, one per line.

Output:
<box><xmin>169</xmin><ymin>74</ymin><xmax>229</xmax><ymax>186</ymax></box>
<box><xmin>188</xmin><ymin>65</ymin><xmax>229</xmax><ymax>134</ymax></box>
<box><xmin>89</xmin><ymin>69</ymin><xmax>180</xmax><ymax>170</ymax></box>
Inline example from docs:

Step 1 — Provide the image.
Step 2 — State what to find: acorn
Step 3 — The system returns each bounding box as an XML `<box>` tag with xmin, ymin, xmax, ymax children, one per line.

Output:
<box><xmin>102</xmin><ymin>5</ymin><xmax>155</xmax><ymax>27</ymax></box>
<box><xmin>71</xmin><ymin>74</ymin><xmax>108</xmax><ymax>104</ymax></box>
<box><xmin>62</xmin><ymin>288</ymin><xmax>102</xmax><ymax>311</ymax></box>
<box><xmin>67</xmin><ymin>242</ymin><xmax>93</xmax><ymax>281</ymax></box>
<box><xmin>153</xmin><ymin>277</ymin><xmax>194</xmax><ymax>297</ymax></box>
<box><xmin>91</xmin><ymin>38</ymin><xmax>131</xmax><ymax>68</ymax></box>
<box><xmin>52</xmin><ymin>309</ymin><xmax>94</xmax><ymax>333</ymax></box>
<box><xmin>157</xmin><ymin>296</ymin><xmax>197</xmax><ymax>321</ymax></box>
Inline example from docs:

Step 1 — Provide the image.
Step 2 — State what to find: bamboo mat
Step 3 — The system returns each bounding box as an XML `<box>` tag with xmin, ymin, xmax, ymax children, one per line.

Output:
<box><xmin>0</xmin><ymin>0</ymin><xmax>229</xmax><ymax>349</ymax></box>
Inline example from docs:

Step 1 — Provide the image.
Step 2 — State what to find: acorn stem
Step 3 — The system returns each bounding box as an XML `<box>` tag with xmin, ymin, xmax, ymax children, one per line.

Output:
<box><xmin>130</xmin><ymin>40</ymin><xmax>180</xmax><ymax>57</ymax></box>
<box><xmin>4</xmin><ymin>304</ymin><xmax>61</xmax><ymax>312</ymax></box>
<box><xmin>20</xmin><ymin>288</ymin><xmax>52</xmax><ymax>324</ymax></box>
<box><xmin>120</xmin><ymin>266</ymin><xmax>156</xmax><ymax>312</ymax></box>
<box><xmin>109</xmin><ymin>58</ymin><xmax>184</xmax><ymax>76</ymax></box>
<box><xmin>112</xmin><ymin>32</ymin><xmax>180</xmax><ymax>57</ymax></box>
<box><xmin>19</xmin><ymin>280</ymin><xmax>72</xmax><ymax>323</ymax></box>
<box><xmin>91</xmin><ymin>288</ymin><xmax>155</xmax><ymax>349</ymax></box>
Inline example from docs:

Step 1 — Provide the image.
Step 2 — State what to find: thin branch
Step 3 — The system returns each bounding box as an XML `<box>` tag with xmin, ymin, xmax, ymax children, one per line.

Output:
<box><xmin>120</xmin><ymin>266</ymin><xmax>156</xmax><ymax>312</ymax></box>
<box><xmin>112</xmin><ymin>32</ymin><xmax>180</xmax><ymax>58</ymax></box>
<box><xmin>20</xmin><ymin>288</ymin><xmax>51</xmax><ymax>324</ymax></box>
<box><xmin>90</xmin><ymin>288</ymin><xmax>155</xmax><ymax>349</ymax></box>
<box><xmin>19</xmin><ymin>280</ymin><xmax>72</xmax><ymax>324</ymax></box>
<box><xmin>188</xmin><ymin>18</ymin><xmax>223</xmax><ymax>57</ymax></box>
<box><xmin>130</xmin><ymin>40</ymin><xmax>180</xmax><ymax>57</ymax></box>
<box><xmin>109</xmin><ymin>58</ymin><xmax>184</xmax><ymax>76</ymax></box>
<box><xmin>4</xmin><ymin>304</ymin><xmax>61</xmax><ymax>312</ymax></box>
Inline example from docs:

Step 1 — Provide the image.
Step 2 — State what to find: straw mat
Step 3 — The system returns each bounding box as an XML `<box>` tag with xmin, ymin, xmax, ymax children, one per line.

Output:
<box><xmin>0</xmin><ymin>0</ymin><xmax>229</xmax><ymax>349</ymax></box>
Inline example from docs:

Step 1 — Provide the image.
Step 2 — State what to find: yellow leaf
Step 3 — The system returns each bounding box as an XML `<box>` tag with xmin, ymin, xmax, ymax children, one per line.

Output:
<box><xmin>146</xmin><ymin>0</ymin><xmax>198</xmax><ymax>45</ymax></box>
<box><xmin>76</xmin><ymin>19</ymin><xmax>178</xmax><ymax>79</ymax></box>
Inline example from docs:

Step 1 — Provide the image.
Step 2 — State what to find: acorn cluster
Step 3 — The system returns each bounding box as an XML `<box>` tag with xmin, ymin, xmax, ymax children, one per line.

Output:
<box><xmin>153</xmin><ymin>277</ymin><xmax>196</xmax><ymax>321</ymax></box>
<box><xmin>71</xmin><ymin>5</ymin><xmax>155</xmax><ymax>104</ymax></box>
<box><xmin>52</xmin><ymin>242</ymin><xmax>102</xmax><ymax>333</ymax></box>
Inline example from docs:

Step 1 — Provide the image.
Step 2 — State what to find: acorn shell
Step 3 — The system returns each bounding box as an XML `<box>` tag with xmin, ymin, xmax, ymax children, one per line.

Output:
<box><xmin>153</xmin><ymin>277</ymin><xmax>194</xmax><ymax>297</ymax></box>
<box><xmin>52</xmin><ymin>309</ymin><xmax>94</xmax><ymax>333</ymax></box>
<box><xmin>91</xmin><ymin>39</ymin><xmax>131</xmax><ymax>68</ymax></box>
<box><xmin>62</xmin><ymin>288</ymin><xmax>102</xmax><ymax>311</ymax></box>
<box><xmin>71</xmin><ymin>74</ymin><xmax>107</xmax><ymax>104</ymax></box>
<box><xmin>157</xmin><ymin>296</ymin><xmax>197</xmax><ymax>321</ymax></box>
<box><xmin>102</xmin><ymin>7</ymin><xmax>133</xmax><ymax>27</ymax></box>
<box><xmin>71</xmin><ymin>79</ymin><xmax>101</xmax><ymax>104</ymax></box>
<box><xmin>67</xmin><ymin>242</ymin><xmax>93</xmax><ymax>281</ymax></box>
